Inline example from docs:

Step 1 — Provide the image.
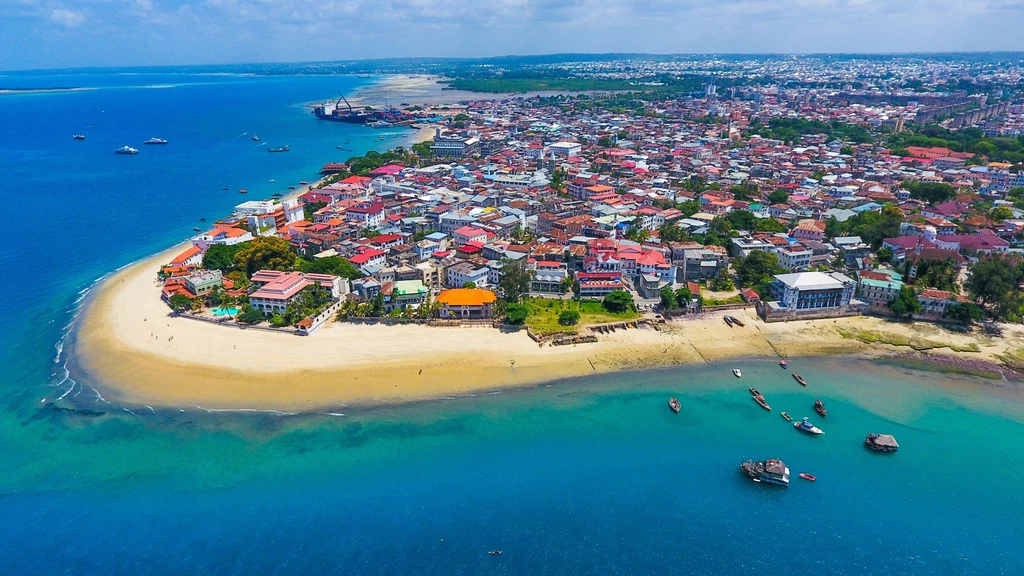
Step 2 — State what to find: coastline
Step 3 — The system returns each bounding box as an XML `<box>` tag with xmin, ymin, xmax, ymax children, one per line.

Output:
<box><xmin>70</xmin><ymin>244</ymin><xmax>1024</xmax><ymax>412</ymax></box>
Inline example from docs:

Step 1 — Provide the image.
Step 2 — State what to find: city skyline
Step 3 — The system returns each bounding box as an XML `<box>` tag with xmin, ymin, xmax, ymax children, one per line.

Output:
<box><xmin>3</xmin><ymin>0</ymin><xmax>1024</xmax><ymax>71</ymax></box>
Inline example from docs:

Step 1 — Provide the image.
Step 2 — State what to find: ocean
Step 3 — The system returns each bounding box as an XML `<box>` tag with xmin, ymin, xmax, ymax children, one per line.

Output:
<box><xmin>1</xmin><ymin>70</ymin><xmax>1024</xmax><ymax>574</ymax></box>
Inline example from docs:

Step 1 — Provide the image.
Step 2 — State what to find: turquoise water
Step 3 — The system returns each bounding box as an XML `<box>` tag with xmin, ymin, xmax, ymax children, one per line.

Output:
<box><xmin>2</xmin><ymin>70</ymin><xmax>1024</xmax><ymax>574</ymax></box>
<box><xmin>211</xmin><ymin>307</ymin><xmax>240</xmax><ymax>316</ymax></box>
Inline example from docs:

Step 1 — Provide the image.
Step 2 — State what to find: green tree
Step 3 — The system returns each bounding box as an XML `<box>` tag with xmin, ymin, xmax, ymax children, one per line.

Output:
<box><xmin>202</xmin><ymin>243</ymin><xmax>246</xmax><ymax>273</ymax></box>
<box><xmin>888</xmin><ymin>286</ymin><xmax>922</xmax><ymax>318</ymax></box>
<box><xmin>462</xmin><ymin>281</ymin><xmax>477</xmax><ymax>289</ymax></box>
<box><xmin>767</xmin><ymin>189</ymin><xmax>789</xmax><ymax>205</ymax></box>
<box><xmin>677</xmin><ymin>200</ymin><xmax>701</xmax><ymax>217</ymax></box>
<box><xmin>658</xmin><ymin>223</ymin><xmax>690</xmax><ymax>243</ymax></box>
<box><xmin>411</xmin><ymin>141</ymin><xmax>433</xmax><ymax>158</ymax></box>
<box><xmin>505</xmin><ymin>303</ymin><xmax>529</xmax><ymax>325</ymax></box>
<box><xmin>168</xmin><ymin>293</ymin><xmax>192</xmax><ymax>312</ymax></box>
<box><xmin>299</xmin><ymin>256</ymin><xmax>363</xmax><ymax>280</ymax></box>
<box><xmin>945</xmin><ymin>301</ymin><xmax>985</xmax><ymax>326</ymax></box>
<box><xmin>303</xmin><ymin>201</ymin><xmax>327</xmax><ymax>221</ymax></box>
<box><xmin>754</xmin><ymin>218</ymin><xmax>787</xmax><ymax>233</ymax></box>
<box><xmin>904</xmin><ymin>181</ymin><xmax>955</xmax><ymax>205</ymax></box>
<box><xmin>558</xmin><ymin>309</ymin><xmax>580</xmax><ymax>326</ymax></box>
<box><xmin>726</xmin><ymin>210</ymin><xmax>756</xmax><ymax>231</ymax></box>
<box><xmin>499</xmin><ymin>259</ymin><xmax>532</xmax><ymax>303</ymax></box>
<box><xmin>236</xmin><ymin>303</ymin><xmax>266</xmax><ymax>324</ymax></box>
<box><xmin>840</xmin><ymin>145</ymin><xmax>855</xmax><ymax>155</ymax></box>
<box><xmin>549</xmin><ymin>167</ymin><xmax>567</xmax><ymax>193</ymax></box>
<box><xmin>989</xmin><ymin>206</ymin><xmax>1013</xmax><ymax>222</ymax></box>
<box><xmin>966</xmin><ymin>254</ymin><xmax>1023</xmax><ymax>319</ymax></box>
<box><xmin>597</xmin><ymin>135</ymin><xmax>614</xmax><ymax>147</ymax></box>
<box><xmin>602</xmin><ymin>289</ymin><xmax>634</xmax><ymax>313</ymax></box>
<box><xmin>233</xmin><ymin>236</ymin><xmax>296</xmax><ymax>276</ymax></box>
<box><xmin>624</xmin><ymin>227</ymin><xmax>651</xmax><ymax>243</ymax></box>
<box><xmin>660</xmin><ymin>286</ymin><xmax>679</xmax><ymax>309</ymax></box>
<box><xmin>675</xmin><ymin>287</ymin><xmax>694</xmax><ymax>306</ymax></box>
<box><xmin>913</xmin><ymin>258</ymin><xmax>959</xmax><ymax>292</ymax></box>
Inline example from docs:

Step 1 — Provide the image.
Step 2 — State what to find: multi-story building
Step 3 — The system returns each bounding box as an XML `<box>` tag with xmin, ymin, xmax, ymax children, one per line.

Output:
<box><xmin>435</xmin><ymin>288</ymin><xmax>497</xmax><ymax>319</ymax></box>
<box><xmin>769</xmin><ymin>271</ymin><xmax>856</xmax><ymax>311</ymax></box>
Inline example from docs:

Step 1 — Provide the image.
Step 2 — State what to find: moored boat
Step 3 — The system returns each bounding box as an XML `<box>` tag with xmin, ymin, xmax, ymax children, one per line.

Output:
<box><xmin>779</xmin><ymin>359</ymin><xmax>787</xmax><ymax>369</ymax></box>
<box><xmin>732</xmin><ymin>368</ymin><xmax>742</xmax><ymax>378</ymax></box>
<box><xmin>814</xmin><ymin>399</ymin><xmax>827</xmax><ymax>417</ymax></box>
<box><xmin>143</xmin><ymin>137</ymin><xmax>168</xmax><ymax>145</ymax></box>
<box><xmin>668</xmin><ymin>397</ymin><xmax>681</xmax><ymax>413</ymax></box>
<box><xmin>740</xmin><ymin>458</ymin><xmax>790</xmax><ymax>487</ymax></box>
<box><xmin>724</xmin><ymin>316</ymin><xmax>733</xmax><ymax>327</ymax></box>
<box><xmin>794</xmin><ymin>417</ymin><xmax>824</xmax><ymax>435</ymax></box>
<box><xmin>114</xmin><ymin>145</ymin><xmax>138</xmax><ymax>155</ymax></box>
<box><xmin>865</xmin><ymin>433</ymin><xmax>899</xmax><ymax>452</ymax></box>
<box><xmin>268</xmin><ymin>145</ymin><xmax>290</xmax><ymax>153</ymax></box>
<box><xmin>781</xmin><ymin>411</ymin><xmax>793</xmax><ymax>421</ymax></box>
<box><xmin>753</xmin><ymin>394</ymin><xmax>771</xmax><ymax>411</ymax></box>
<box><xmin>799</xmin><ymin>473</ymin><xmax>817</xmax><ymax>482</ymax></box>
<box><xmin>793</xmin><ymin>373</ymin><xmax>807</xmax><ymax>386</ymax></box>
<box><xmin>239</xmin><ymin>189</ymin><xmax>247</xmax><ymax>194</ymax></box>
<box><xmin>488</xmin><ymin>550</ymin><xmax>503</xmax><ymax>556</ymax></box>
<box><xmin>728</xmin><ymin>315</ymin><xmax>745</xmax><ymax>327</ymax></box>
<box><xmin>72</xmin><ymin>134</ymin><xmax>85</xmax><ymax>140</ymax></box>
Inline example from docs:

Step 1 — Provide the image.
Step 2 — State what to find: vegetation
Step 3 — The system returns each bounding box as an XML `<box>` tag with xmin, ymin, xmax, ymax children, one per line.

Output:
<box><xmin>887</xmin><ymin>126</ymin><xmax>1024</xmax><ymax>164</ymax></box>
<box><xmin>202</xmin><ymin>243</ymin><xmax>246</xmax><ymax>273</ymax></box>
<box><xmin>499</xmin><ymin>258</ymin><xmax>532</xmax><ymax>303</ymax></box>
<box><xmin>236</xmin><ymin>303</ymin><xmax>266</xmax><ymax>324</ymax></box>
<box><xmin>168</xmin><ymin>293</ymin><xmax>192</xmax><ymax>312</ymax></box>
<box><xmin>746</xmin><ymin>117</ymin><xmax>873</xmax><ymax>145</ymax></box>
<box><xmin>233</xmin><ymin>236</ymin><xmax>295</xmax><ymax>277</ymax></box>
<box><xmin>767</xmin><ymin>189</ymin><xmax>789</xmax><ymax>205</ymax></box>
<box><xmin>504</xmin><ymin>303</ymin><xmax>530</xmax><ymax>325</ymax></box>
<box><xmin>602</xmin><ymin>290</ymin><xmax>634</xmax><ymax>313</ymax></box>
<box><xmin>965</xmin><ymin>254</ymin><xmax>1024</xmax><ymax>321</ymax></box>
<box><xmin>888</xmin><ymin>286</ymin><xmax>923</xmax><ymax>318</ymax></box>
<box><xmin>658</xmin><ymin>223</ymin><xmax>689</xmax><ymax>243</ymax></box>
<box><xmin>734</xmin><ymin>250</ymin><xmax>785</xmax><ymax>298</ymax></box>
<box><xmin>558</xmin><ymin>310</ymin><xmax>580</xmax><ymax>326</ymax></box>
<box><xmin>303</xmin><ymin>201</ymin><xmax>327</xmax><ymax>221</ymax></box>
<box><xmin>297</xmin><ymin>256</ymin><xmax>363</xmax><ymax>280</ymax></box>
<box><xmin>945</xmin><ymin>302</ymin><xmax>985</xmax><ymax>326</ymax></box>
<box><xmin>903</xmin><ymin>181</ymin><xmax>955</xmax><ymax>205</ymax></box>
<box><xmin>521</xmin><ymin>297</ymin><xmax>639</xmax><ymax>335</ymax></box>
<box><xmin>825</xmin><ymin>205</ymin><xmax>903</xmax><ymax>248</ymax></box>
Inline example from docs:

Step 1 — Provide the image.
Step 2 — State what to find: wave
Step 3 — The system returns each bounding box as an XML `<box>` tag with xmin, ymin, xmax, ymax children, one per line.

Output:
<box><xmin>195</xmin><ymin>406</ymin><xmax>300</xmax><ymax>416</ymax></box>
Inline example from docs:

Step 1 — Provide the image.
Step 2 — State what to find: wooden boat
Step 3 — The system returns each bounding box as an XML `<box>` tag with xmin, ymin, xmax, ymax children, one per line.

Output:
<box><xmin>729</xmin><ymin>316</ymin><xmax>745</xmax><ymax>327</ymax></box>
<box><xmin>198</xmin><ymin>217</ymin><xmax>206</xmax><ymax>222</ymax></box>
<box><xmin>799</xmin><ymin>473</ymin><xmax>817</xmax><ymax>482</ymax></box>
<box><xmin>779</xmin><ymin>359</ymin><xmax>787</xmax><ymax>369</ymax></box>
<box><xmin>781</xmin><ymin>411</ymin><xmax>793</xmax><ymax>421</ymax></box>
<box><xmin>753</xmin><ymin>395</ymin><xmax>771</xmax><ymax>411</ymax></box>
<box><xmin>668</xmin><ymin>397</ymin><xmax>681</xmax><ymax>413</ymax></box>
<box><xmin>193</xmin><ymin>227</ymin><xmax>201</xmax><ymax>232</ymax></box>
<box><xmin>814</xmin><ymin>399</ymin><xmax>827</xmax><ymax>417</ymax></box>
<box><xmin>793</xmin><ymin>373</ymin><xmax>807</xmax><ymax>386</ymax></box>
<box><xmin>748</xmin><ymin>387</ymin><xmax>761</xmax><ymax>396</ymax></box>
<box><xmin>488</xmin><ymin>550</ymin><xmax>503</xmax><ymax>556</ymax></box>
<box><xmin>724</xmin><ymin>316</ymin><xmax>733</xmax><ymax>327</ymax></box>
<box><xmin>239</xmin><ymin>189</ymin><xmax>247</xmax><ymax>194</ymax></box>
<box><xmin>733</xmin><ymin>369</ymin><xmax>742</xmax><ymax>378</ymax></box>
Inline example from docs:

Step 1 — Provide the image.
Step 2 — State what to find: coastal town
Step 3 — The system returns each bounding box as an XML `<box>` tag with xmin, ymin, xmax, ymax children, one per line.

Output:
<box><xmin>156</xmin><ymin>59</ymin><xmax>1024</xmax><ymax>350</ymax></box>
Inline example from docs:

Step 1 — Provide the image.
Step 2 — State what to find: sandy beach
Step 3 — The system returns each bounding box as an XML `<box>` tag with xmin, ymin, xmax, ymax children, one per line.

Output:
<box><xmin>71</xmin><ymin>246</ymin><xmax>1024</xmax><ymax>412</ymax></box>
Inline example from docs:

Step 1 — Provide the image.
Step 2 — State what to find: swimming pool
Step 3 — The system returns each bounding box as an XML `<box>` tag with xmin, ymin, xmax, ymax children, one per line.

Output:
<box><xmin>210</xmin><ymin>307</ymin><xmax>239</xmax><ymax>316</ymax></box>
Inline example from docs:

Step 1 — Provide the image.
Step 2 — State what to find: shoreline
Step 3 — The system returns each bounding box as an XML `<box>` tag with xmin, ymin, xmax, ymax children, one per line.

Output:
<box><xmin>69</xmin><ymin>243</ymin><xmax>1024</xmax><ymax>412</ymax></box>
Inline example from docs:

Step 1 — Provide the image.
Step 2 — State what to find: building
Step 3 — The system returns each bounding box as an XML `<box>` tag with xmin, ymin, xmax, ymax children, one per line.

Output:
<box><xmin>453</xmin><ymin>225</ymin><xmax>488</xmax><ymax>247</ymax></box>
<box><xmin>776</xmin><ymin>244</ymin><xmax>813</xmax><ymax>271</ymax></box>
<box><xmin>345</xmin><ymin>202</ymin><xmax>385</xmax><ymax>228</ymax></box>
<box><xmin>680</xmin><ymin>247</ymin><xmax>728</xmax><ymax>281</ymax></box>
<box><xmin>184</xmin><ymin>270</ymin><xmax>223</xmax><ymax>298</ymax></box>
<box><xmin>169</xmin><ymin>246</ymin><xmax>203</xmax><ymax>268</ymax></box>
<box><xmin>857</xmin><ymin>270</ymin><xmax>903</xmax><ymax>304</ymax></box>
<box><xmin>917</xmin><ymin>289</ymin><xmax>969</xmax><ymax>316</ymax></box>
<box><xmin>769</xmin><ymin>271</ymin><xmax>856</xmax><ymax>311</ymax></box>
<box><xmin>193</xmin><ymin>226</ymin><xmax>254</xmax><ymax>251</ymax></box>
<box><xmin>431</xmin><ymin>129</ymin><xmax>480</xmax><ymax>158</ymax></box>
<box><xmin>446</xmin><ymin>261</ymin><xmax>490</xmax><ymax>288</ymax></box>
<box><xmin>385</xmin><ymin>280</ymin><xmax>429</xmax><ymax>312</ymax></box>
<box><xmin>248</xmin><ymin>270</ymin><xmax>344</xmax><ymax>315</ymax></box>
<box><xmin>531</xmin><ymin>261</ymin><xmax>569</xmax><ymax>295</ymax></box>
<box><xmin>793</xmin><ymin>219</ymin><xmax>826</xmax><ymax>242</ymax></box>
<box><xmin>435</xmin><ymin>288</ymin><xmax>497</xmax><ymax>319</ymax></box>
<box><xmin>549</xmin><ymin>141</ymin><xmax>582</xmax><ymax>158</ymax></box>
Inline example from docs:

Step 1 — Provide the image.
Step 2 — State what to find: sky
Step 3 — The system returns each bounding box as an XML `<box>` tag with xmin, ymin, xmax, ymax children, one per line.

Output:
<box><xmin>2</xmin><ymin>0</ymin><xmax>1024</xmax><ymax>71</ymax></box>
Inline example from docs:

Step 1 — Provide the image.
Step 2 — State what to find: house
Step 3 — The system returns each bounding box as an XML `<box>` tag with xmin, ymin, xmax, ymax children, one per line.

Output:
<box><xmin>576</xmin><ymin>272</ymin><xmax>624</xmax><ymax>297</ymax></box>
<box><xmin>549</xmin><ymin>141</ymin><xmax>582</xmax><ymax>158</ymax></box>
<box><xmin>384</xmin><ymin>280</ymin><xmax>429</xmax><ymax>312</ymax></box>
<box><xmin>917</xmin><ymin>289</ymin><xmax>970</xmax><ymax>316</ymax></box>
<box><xmin>453</xmin><ymin>225</ymin><xmax>488</xmax><ymax>247</ymax></box>
<box><xmin>793</xmin><ymin>219</ymin><xmax>826</xmax><ymax>242</ymax></box>
<box><xmin>169</xmin><ymin>245</ymin><xmax>203</xmax><ymax>268</ymax></box>
<box><xmin>446</xmin><ymin>261</ymin><xmax>490</xmax><ymax>288</ymax></box>
<box><xmin>348</xmin><ymin>247</ymin><xmax>387</xmax><ymax>272</ymax></box>
<box><xmin>435</xmin><ymin>288</ymin><xmax>497</xmax><ymax>319</ymax></box>
<box><xmin>248</xmin><ymin>270</ymin><xmax>343</xmax><ymax>315</ymax></box>
<box><xmin>776</xmin><ymin>244</ymin><xmax>813</xmax><ymax>271</ymax></box>
<box><xmin>531</xmin><ymin>261</ymin><xmax>569</xmax><ymax>295</ymax></box>
<box><xmin>857</xmin><ymin>270</ymin><xmax>903</xmax><ymax>304</ymax></box>
<box><xmin>184</xmin><ymin>270</ymin><xmax>223</xmax><ymax>298</ymax></box>
<box><xmin>769</xmin><ymin>271</ymin><xmax>856</xmax><ymax>312</ymax></box>
<box><xmin>193</xmin><ymin>226</ymin><xmax>254</xmax><ymax>251</ymax></box>
<box><xmin>345</xmin><ymin>202</ymin><xmax>385</xmax><ymax>228</ymax></box>
<box><xmin>680</xmin><ymin>247</ymin><xmax>728</xmax><ymax>281</ymax></box>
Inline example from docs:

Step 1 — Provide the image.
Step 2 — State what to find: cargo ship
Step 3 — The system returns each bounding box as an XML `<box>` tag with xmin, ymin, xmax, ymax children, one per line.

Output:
<box><xmin>740</xmin><ymin>459</ymin><xmax>790</xmax><ymax>487</ymax></box>
<box><xmin>313</xmin><ymin>93</ymin><xmax>373</xmax><ymax>124</ymax></box>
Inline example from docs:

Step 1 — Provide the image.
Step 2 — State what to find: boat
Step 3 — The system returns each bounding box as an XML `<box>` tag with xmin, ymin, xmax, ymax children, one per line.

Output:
<box><xmin>799</xmin><ymin>473</ymin><xmax>817</xmax><ymax>482</ymax></box>
<box><xmin>268</xmin><ymin>145</ymin><xmax>290</xmax><ymax>153</ymax></box>
<box><xmin>193</xmin><ymin>227</ymin><xmax>201</xmax><ymax>232</ymax></box>
<box><xmin>668</xmin><ymin>397</ymin><xmax>681</xmax><ymax>413</ymax></box>
<box><xmin>751</xmin><ymin>392</ymin><xmax>771</xmax><ymax>411</ymax></box>
<box><xmin>287</xmin><ymin>186</ymin><xmax>296</xmax><ymax>190</ymax></box>
<box><xmin>865</xmin><ymin>433</ymin><xmax>899</xmax><ymax>453</ymax></box>
<box><xmin>114</xmin><ymin>145</ymin><xmax>138</xmax><ymax>155</ymax></box>
<box><xmin>779</xmin><ymin>359</ymin><xmax>787</xmax><ymax>369</ymax></box>
<box><xmin>794</xmin><ymin>417</ymin><xmax>824</xmax><ymax>435</ymax></box>
<box><xmin>252</xmin><ymin>135</ymin><xmax>260</xmax><ymax>141</ymax></box>
<box><xmin>793</xmin><ymin>373</ymin><xmax>807</xmax><ymax>386</ymax></box>
<box><xmin>269</xmin><ymin>179</ymin><xmax>275</xmax><ymax>183</ymax></box>
<box><xmin>724</xmin><ymin>316</ymin><xmax>733</xmax><ymax>327</ymax></box>
<box><xmin>727</xmin><ymin>315</ymin><xmax>745</xmax><ymax>327</ymax></box>
<box><xmin>740</xmin><ymin>459</ymin><xmax>790</xmax><ymax>487</ymax></box>
<box><xmin>143</xmin><ymin>137</ymin><xmax>167</xmax><ymax>145</ymax></box>
<box><xmin>732</xmin><ymin>369</ymin><xmax>742</xmax><ymax>378</ymax></box>
<box><xmin>488</xmin><ymin>550</ymin><xmax>503</xmax><ymax>556</ymax></box>
<box><xmin>299</xmin><ymin>181</ymin><xmax>308</xmax><ymax>185</ymax></box>
<box><xmin>781</xmin><ymin>411</ymin><xmax>793</xmax><ymax>421</ymax></box>
<box><xmin>814</xmin><ymin>399</ymin><xmax>827</xmax><ymax>417</ymax></box>
<box><xmin>239</xmin><ymin>189</ymin><xmax>247</xmax><ymax>194</ymax></box>
<box><xmin>72</xmin><ymin>134</ymin><xmax>85</xmax><ymax>140</ymax></box>
<box><xmin>370</xmin><ymin>120</ymin><xmax>392</xmax><ymax>128</ymax></box>
<box><xmin>198</xmin><ymin>217</ymin><xmax>206</xmax><ymax>222</ymax></box>
<box><xmin>222</xmin><ymin>187</ymin><xmax>228</xmax><ymax>190</ymax></box>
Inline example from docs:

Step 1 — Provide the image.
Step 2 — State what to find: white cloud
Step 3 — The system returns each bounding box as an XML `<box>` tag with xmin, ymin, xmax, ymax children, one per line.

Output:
<box><xmin>50</xmin><ymin>7</ymin><xmax>86</xmax><ymax>27</ymax></box>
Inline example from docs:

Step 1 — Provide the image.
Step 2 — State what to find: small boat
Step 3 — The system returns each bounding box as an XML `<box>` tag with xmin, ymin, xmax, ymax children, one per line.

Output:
<box><xmin>865</xmin><ymin>433</ymin><xmax>899</xmax><ymax>452</ymax></box>
<box><xmin>72</xmin><ymin>134</ymin><xmax>85</xmax><ymax>140</ymax></box>
<box><xmin>781</xmin><ymin>411</ymin><xmax>793</xmax><ymax>421</ymax></box>
<box><xmin>222</xmin><ymin>186</ymin><xmax>229</xmax><ymax>190</ymax></box>
<box><xmin>724</xmin><ymin>316</ymin><xmax>733</xmax><ymax>327</ymax></box>
<box><xmin>239</xmin><ymin>189</ymin><xmax>247</xmax><ymax>194</ymax></box>
<box><xmin>199</xmin><ymin>217</ymin><xmax>206</xmax><ymax>222</ymax></box>
<box><xmin>143</xmin><ymin>137</ymin><xmax>168</xmax><ymax>145</ymax></box>
<box><xmin>488</xmin><ymin>550</ymin><xmax>503</xmax><ymax>556</ymax></box>
<box><xmin>299</xmin><ymin>181</ymin><xmax>308</xmax><ymax>185</ymax></box>
<box><xmin>728</xmin><ymin>315</ymin><xmax>745</xmax><ymax>327</ymax></box>
<box><xmin>751</xmin><ymin>392</ymin><xmax>771</xmax><ymax>411</ymax></box>
<box><xmin>252</xmin><ymin>135</ymin><xmax>260</xmax><ymax>141</ymax></box>
<box><xmin>115</xmin><ymin>145</ymin><xmax>139</xmax><ymax>155</ymax></box>
<box><xmin>732</xmin><ymin>369</ymin><xmax>742</xmax><ymax>378</ymax></box>
<box><xmin>748</xmin><ymin>387</ymin><xmax>760</xmax><ymax>396</ymax></box>
<box><xmin>794</xmin><ymin>417</ymin><xmax>824</xmax><ymax>435</ymax></box>
<box><xmin>799</xmin><ymin>473</ymin><xmax>817</xmax><ymax>482</ymax></box>
<box><xmin>668</xmin><ymin>397</ymin><xmax>681</xmax><ymax>413</ymax></box>
<box><xmin>287</xmin><ymin>186</ymin><xmax>296</xmax><ymax>190</ymax></box>
<box><xmin>779</xmin><ymin>359</ymin><xmax>787</xmax><ymax>369</ymax></box>
<box><xmin>268</xmin><ymin>145</ymin><xmax>290</xmax><ymax>153</ymax></box>
<box><xmin>193</xmin><ymin>227</ymin><xmax>201</xmax><ymax>232</ymax></box>
<box><xmin>814</xmin><ymin>399</ymin><xmax>827</xmax><ymax>417</ymax></box>
<box><xmin>269</xmin><ymin>179</ymin><xmax>275</xmax><ymax>183</ymax></box>
<box><xmin>793</xmin><ymin>373</ymin><xmax>807</xmax><ymax>386</ymax></box>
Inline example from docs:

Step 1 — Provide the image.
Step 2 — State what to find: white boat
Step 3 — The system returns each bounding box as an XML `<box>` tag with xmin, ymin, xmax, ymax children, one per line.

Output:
<box><xmin>143</xmin><ymin>137</ymin><xmax>168</xmax><ymax>145</ymax></box>
<box><xmin>794</xmin><ymin>417</ymin><xmax>824</xmax><ymax>435</ymax></box>
<box><xmin>115</xmin><ymin>145</ymin><xmax>139</xmax><ymax>155</ymax></box>
<box><xmin>732</xmin><ymin>369</ymin><xmax>742</xmax><ymax>378</ymax></box>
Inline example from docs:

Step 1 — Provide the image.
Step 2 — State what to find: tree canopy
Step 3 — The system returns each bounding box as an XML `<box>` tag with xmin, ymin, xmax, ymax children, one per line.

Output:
<box><xmin>299</xmin><ymin>256</ymin><xmax>363</xmax><ymax>280</ymax></box>
<box><xmin>602</xmin><ymin>290</ymin><xmax>634</xmax><ymax>313</ymax></box>
<box><xmin>499</xmin><ymin>259</ymin><xmax>532</xmax><ymax>303</ymax></box>
<box><xmin>202</xmin><ymin>242</ymin><xmax>246</xmax><ymax>273</ymax></box>
<box><xmin>904</xmin><ymin>181</ymin><xmax>955</xmax><ymax>205</ymax></box>
<box><xmin>233</xmin><ymin>236</ymin><xmax>296</xmax><ymax>276</ymax></box>
<box><xmin>888</xmin><ymin>286</ymin><xmax>922</xmax><ymax>318</ymax></box>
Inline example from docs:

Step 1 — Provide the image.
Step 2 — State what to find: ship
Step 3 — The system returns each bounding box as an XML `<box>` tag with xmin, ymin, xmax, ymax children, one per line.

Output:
<box><xmin>313</xmin><ymin>92</ymin><xmax>373</xmax><ymax>124</ymax></box>
<box><xmin>814</xmin><ymin>399</ymin><xmax>827</xmax><ymax>417</ymax></box>
<box><xmin>794</xmin><ymin>417</ymin><xmax>824</xmax><ymax>435</ymax></box>
<box><xmin>865</xmin><ymin>433</ymin><xmax>899</xmax><ymax>452</ymax></box>
<box><xmin>252</xmin><ymin>135</ymin><xmax>260</xmax><ymax>141</ymax></box>
<box><xmin>115</xmin><ymin>145</ymin><xmax>139</xmax><ymax>155</ymax></box>
<box><xmin>740</xmin><ymin>459</ymin><xmax>790</xmax><ymax>487</ymax></box>
<box><xmin>73</xmin><ymin>134</ymin><xmax>85</xmax><ymax>140</ymax></box>
<box><xmin>268</xmin><ymin>145</ymin><xmax>290</xmax><ymax>153</ymax></box>
<box><xmin>143</xmin><ymin>137</ymin><xmax>168</xmax><ymax>145</ymax></box>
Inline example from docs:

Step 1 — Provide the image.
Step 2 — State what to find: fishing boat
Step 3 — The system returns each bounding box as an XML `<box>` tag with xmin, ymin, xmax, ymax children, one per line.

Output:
<box><xmin>668</xmin><ymin>397</ymin><xmax>681</xmax><ymax>413</ymax></box>
<box><xmin>799</xmin><ymin>473</ymin><xmax>817</xmax><ymax>482</ymax></box>
<box><xmin>72</xmin><ymin>134</ymin><xmax>85</xmax><ymax>140</ymax></box>
<box><xmin>794</xmin><ymin>417</ymin><xmax>824</xmax><ymax>435</ymax></box>
<box><xmin>865</xmin><ymin>433</ymin><xmax>899</xmax><ymax>452</ymax></box>
<box><xmin>728</xmin><ymin>315</ymin><xmax>745</xmax><ymax>327</ymax></box>
<box><xmin>252</xmin><ymin>135</ymin><xmax>260</xmax><ymax>141</ymax></box>
<box><xmin>193</xmin><ymin>227</ymin><xmax>201</xmax><ymax>232</ymax></box>
<box><xmin>114</xmin><ymin>145</ymin><xmax>139</xmax><ymax>155</ymax></box>
<box><xmin>198</xmin><ymin>217</ymin><xmax>206</xmax><ymax>222</ymax></box>
<box><xmin>222</xmin><ymin>187</ymin><xmax>228</xmax><ymax>190</ymax></box>
<box><xmin>488</xmin><ymin>550</ymin><xmax>503</xmax><ymax>556</ymax></box>
<box><xmin>740</xmin><ymin>458</ymin><xmax>790</xmax><ymax>487</ymax></box>
<box><xmin>814</xmin><ymin>399</ymin><xmax>827</xmax><ymax>417</ymax></box>
<box><xmin>143</xmin><ymin>137</ymin><xmax>168</xmax><ymax>145</ymax></box>
<box><xmin>781</xmin><ymin>411</ymin><xmax>793</xmax><ymax>421</ymax></box>
<box><xmin>752</xmin><ymin>393</ymin><xmax>771</xmax><ymax>411</ymax></box>
<box><xmin>268</xmin><ymin>145</ymin><xmax>290</xmax><ymax>153</ymax></box>
<box><xmin>724</xmin><ymin>316</ymin><xmax>733</xmax><ymax>327</ymax></box>
<box><xmin>779</xmin><ymin>359</ymin><xmax>787</xmax><ymax>369</ymax></box>
<box><xmin>239</xmin><ymin>189</ymin><xmax>247</xmax><ymax>194</ymax></box>
<box><xmin>732</xmin><ymin>369</ymin><xmax>742</xmax><ymax>378</ymax></box>
<box><xmin>793</xmin><ymin>373</ymin><xmax>807</xmax><ymax>386</ymax></box>
<box><xmin>299</xmin><ymin>181</ymin><xmax>308</xmax><ymax>185</ymax></box>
